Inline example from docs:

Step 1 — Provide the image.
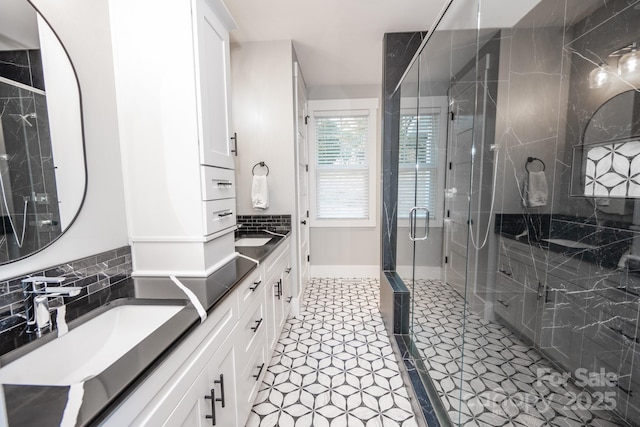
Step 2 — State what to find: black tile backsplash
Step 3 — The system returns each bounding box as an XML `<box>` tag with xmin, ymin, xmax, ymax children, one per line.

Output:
<box><xmin>236</xmin><ymin>214</ymin><xmax>291</xmax><ymax>234</ymax></box>
<box><xmin>0</xmin><ymin>246</ymin><xmax>132</xmax><ymax>337</ymax></box>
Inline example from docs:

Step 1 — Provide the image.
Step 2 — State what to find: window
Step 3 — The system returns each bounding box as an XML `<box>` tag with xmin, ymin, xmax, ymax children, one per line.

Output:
<box><xmin>397</xmin><ymin>97</ymin><xmax>447</xmax><ymax>227</ymax></box>
<box><xmin>308</xmin><ymin>99</ymin><xmax>378</xmax><ymax>227</ymax></box>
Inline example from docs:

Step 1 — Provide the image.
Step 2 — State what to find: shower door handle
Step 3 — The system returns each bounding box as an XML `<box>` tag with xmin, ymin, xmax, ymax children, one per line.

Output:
<box><xmin>409</xmin><ymin>207</ymin><xmax>429</xmax><ymax>241</ymax></box>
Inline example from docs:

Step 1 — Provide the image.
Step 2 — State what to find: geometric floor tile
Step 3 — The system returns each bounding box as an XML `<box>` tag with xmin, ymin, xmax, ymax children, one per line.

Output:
<box><xmin>410</xmin><ymin>279</ymin><xmax>626</xmax><ymax>427</ymax></box>
<box><xmin>246</xmin><ymin>278</ymin><xmax>419</xmax><ymax>427</ymax></box>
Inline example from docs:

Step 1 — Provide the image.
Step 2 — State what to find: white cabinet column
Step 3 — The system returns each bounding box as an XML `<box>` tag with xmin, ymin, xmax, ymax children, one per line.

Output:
<box><xmin>110</xmin><ymin>0</ymin><xmax>237</xmax><ymax>276</ymax></box>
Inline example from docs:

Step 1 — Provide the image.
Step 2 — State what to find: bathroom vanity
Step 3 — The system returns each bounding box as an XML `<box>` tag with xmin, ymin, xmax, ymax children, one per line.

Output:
<box><xmin>0</xmin><ymin>234</ymin><xmax>291</xmax><ymax>426</ymax></box>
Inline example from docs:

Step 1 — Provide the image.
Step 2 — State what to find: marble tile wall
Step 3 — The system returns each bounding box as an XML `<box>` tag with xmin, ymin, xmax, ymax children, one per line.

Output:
<box><xmin>381</xmin><ymin>32</ymin><xmax>427</xmax><ymax>273</ymax></box>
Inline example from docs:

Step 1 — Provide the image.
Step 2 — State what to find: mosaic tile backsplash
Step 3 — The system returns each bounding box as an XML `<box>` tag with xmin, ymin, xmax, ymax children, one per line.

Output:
<box><xmin>236</xmin><ymin>214</ymin><xmax>292</xmax><ymax>234</ymax></box>
<box><xmin>0</xmin><ymin>246</ymin><xmax>132</xmax><ymax>336</ymax></box>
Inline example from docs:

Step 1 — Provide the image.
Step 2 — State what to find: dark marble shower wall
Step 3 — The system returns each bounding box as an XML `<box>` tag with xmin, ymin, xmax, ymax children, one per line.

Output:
<box><xmin>0</xmin><ymin>49</ymin><xmax>61</xmax><ymax>262</ymax></box>
<box><xmin>381</xmin><ymin>31</ymin><xmax>426</xmax><ymax>273</ymax></box>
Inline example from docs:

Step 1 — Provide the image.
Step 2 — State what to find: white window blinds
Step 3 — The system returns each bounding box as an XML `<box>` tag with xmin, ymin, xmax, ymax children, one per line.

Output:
<box><xmin>315</xmin><ymin>114</ymin><xmax>370</xmax><ymax>219</ymax></box>
<box><xmin>398</xmin><ymin>113</ymin><xmax>439</xmax><ymax>219</ymax></box>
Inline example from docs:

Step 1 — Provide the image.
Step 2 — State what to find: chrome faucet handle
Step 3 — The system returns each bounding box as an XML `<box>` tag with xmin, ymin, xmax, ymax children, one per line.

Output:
<box><xmin>21</xmin><ymin>276</ymin><xmax>66</xmax><ymax>285</ymax></box>
<box><xmin>39</xmin><ymin>286</ymin><xmax>82</xmax><ymax>297</ymax></box>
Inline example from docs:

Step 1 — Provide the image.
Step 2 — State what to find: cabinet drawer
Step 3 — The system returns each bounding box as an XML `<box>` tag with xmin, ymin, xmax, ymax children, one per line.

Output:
<box><xmin>497</xmin><ymin>256</ymin><xmax>545</xmax><ymax>293</ymax></box>
<box><xmin>201</xmin><ymin>166</ymin><xmax>236</xmax><ymax>201</ymax></box>
<box><xmin>265</xmin><ymin>239</ymin><xmax>289</xmax><ymax>281</ymax></box>
<box><xmin>499</xmin><ymin>237</ymin><xmax>548</xmax><ymax>268</ymax></box>
<box><xmin>239</xmin><ymin>298</ymin><xmax>266</xmax><ymax>356</ymax></box>
<box><xmin>237</xmin><ymin>340</ymin><xmax>267</xmax><ymax>423</ymax></box>
<box><xmin>494</xmin><ymin>273</ymin><xmax>520</xmax><ymax>324</ymax></box>
<box><xmin>204</xmin><ymin>199</ymin><xmax>236</xmax><ymax>236</ymax></box>
<box><xmin>237</xmin><ymin>269</ymin><xmax>264</xmax><ymax>318</ymax></box>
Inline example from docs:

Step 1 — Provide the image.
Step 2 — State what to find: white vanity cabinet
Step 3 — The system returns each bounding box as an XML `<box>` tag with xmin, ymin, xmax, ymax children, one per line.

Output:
<box><xmin>101</xmin><ymin>238</ymin><xmax>293</xmax><ymax>427</ymax></box>
<box><xmin>264</xmin><ymin>238</ymin><xmax>293</xmax><ymax>352</ymax></box>
<box><xmin>110</xmin><ymin>0</ymin><xmax>238</xmax><ymax>276</ymax></box>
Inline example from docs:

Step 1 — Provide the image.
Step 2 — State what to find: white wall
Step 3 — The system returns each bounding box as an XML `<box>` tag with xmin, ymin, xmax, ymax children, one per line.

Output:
<box><xmin>307</xmin><ymin>85</ymin><xmax>381</xmax><ymax>276</ymax></box>
<box><xmin>1</xmin><ymin>0</ymin><xmax>128</xmax><ymax>280</ymax></box>
<box><xmin>231</xmin><ymin>41</ymin><xmax>297</xmax><ymax>215</ymax></box>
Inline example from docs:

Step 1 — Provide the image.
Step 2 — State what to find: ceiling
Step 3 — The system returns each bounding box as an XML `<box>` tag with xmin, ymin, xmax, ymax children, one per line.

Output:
<box><xmin>222</xmin><ymin>0</ymin><xmax>450</xmax><ymax>89</ymax></box>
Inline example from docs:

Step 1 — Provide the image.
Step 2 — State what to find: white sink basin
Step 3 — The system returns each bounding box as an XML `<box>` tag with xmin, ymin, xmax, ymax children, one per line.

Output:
<box><xmin>541</xmin><ymin>238</ymin><xmax>597</xmax><ymax>250</ymax></box>
<box><xmin>0</xmin><ymin>304</ymin><xmax>183</xmax><ymax>385</ymax></box>
<box><xmin>235</xmin><ymin>237</ymin><xmax>271</xmax><ymax>247</ymax></box>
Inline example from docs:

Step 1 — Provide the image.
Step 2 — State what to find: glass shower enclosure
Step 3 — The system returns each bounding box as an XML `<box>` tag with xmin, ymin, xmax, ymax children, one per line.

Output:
<box><xmin>385</xmin><ymin>0</ymin><xmax>640</xmax><ymax>425</ymax></box>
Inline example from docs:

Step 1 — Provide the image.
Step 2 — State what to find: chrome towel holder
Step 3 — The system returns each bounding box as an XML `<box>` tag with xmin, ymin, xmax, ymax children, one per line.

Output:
<box><xmin>252</xmin><ymin>161</ymin><xmax>270</xmax><ymax>176</ymax></box>
<box><xmin>525</xmin><ymin>157</ymin><xmax>545</xmax><ymax>172</ymax></box>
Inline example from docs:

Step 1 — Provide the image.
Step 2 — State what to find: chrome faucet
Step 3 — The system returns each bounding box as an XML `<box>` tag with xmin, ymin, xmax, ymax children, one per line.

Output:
<box><xmin>21</xmin><ymin>276</ymin><xmax>82</xmax><ymax>336</ymax></box>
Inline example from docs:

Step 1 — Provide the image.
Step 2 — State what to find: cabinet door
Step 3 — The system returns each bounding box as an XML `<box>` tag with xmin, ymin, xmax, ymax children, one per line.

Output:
<box><xmin>267</xmin><ymin>274</ymin><xmax>284</xmax><ymax>351</ymax></box>
<box><xmin>165</xmin><ymin>339</ymin><xmax>238</xmax><ymax>427</ymax></box>
<box><xmin>194</xmin><ymin>0</ymin><xmax>235</xmax><ymax>169</ymax></box>
<box><xmin>163</xmin><ymin>369</ymin><xmax>211</xmax><ymax>427</ymax></box>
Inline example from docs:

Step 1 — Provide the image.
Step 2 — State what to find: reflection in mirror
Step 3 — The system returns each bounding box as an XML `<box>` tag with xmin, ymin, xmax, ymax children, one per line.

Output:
<box><xmin>0</xmin><ymin>0</ymin><xmax>85</xmax><ymax>264</ymax></box>
<box><xmin>571</xmin><ymin>91</ymin><xmax>640</xmax><ymax>214</ymax></box>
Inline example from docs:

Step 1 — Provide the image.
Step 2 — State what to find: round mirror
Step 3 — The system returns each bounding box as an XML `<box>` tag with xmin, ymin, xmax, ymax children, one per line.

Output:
<box><xmin>0</xmin><ymin>0</ymin><xmax>86</xmax><ymax>264</ymax></box>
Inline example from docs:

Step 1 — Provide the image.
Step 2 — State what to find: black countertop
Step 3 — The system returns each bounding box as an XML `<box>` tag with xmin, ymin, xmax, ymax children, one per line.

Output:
<box><xmin>0</xmin><ymin>232</ymin><xmax>288</xmax><ymax>426</ymax></box>
<box><xmin>495</xmin><ymin>213</ymin><xmax>636</xmax><ymax>271</ymax></box>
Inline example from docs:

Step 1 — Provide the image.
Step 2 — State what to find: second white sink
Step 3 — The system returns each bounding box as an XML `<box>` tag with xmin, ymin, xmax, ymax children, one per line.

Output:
<box><xmin>0</xmin><ymin>303</ymin><xmax>183</xmax><ymax>385</ymax></box>
<box><xmin>235</xmin><ymin>237</ymin><xmax>271</xmax><ymax>247</ymax></box>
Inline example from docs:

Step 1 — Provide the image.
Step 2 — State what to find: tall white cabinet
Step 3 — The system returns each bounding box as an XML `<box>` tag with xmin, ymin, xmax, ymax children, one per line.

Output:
<box><xmin>110</xmin><ymin>0</ymin><xmax>237</xmax><ymax>276</ymax></box>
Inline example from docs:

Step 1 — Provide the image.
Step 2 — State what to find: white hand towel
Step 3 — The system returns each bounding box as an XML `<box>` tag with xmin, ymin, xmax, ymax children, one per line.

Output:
<box><xmin>251</xmin><ymin>175</ymin><xmax>269</xmax><ymax>210</ymax></box>
<box><xmin>524</xmin><ymin>170</ymin><xmax>548</xmax><ymax>207</ymax></box>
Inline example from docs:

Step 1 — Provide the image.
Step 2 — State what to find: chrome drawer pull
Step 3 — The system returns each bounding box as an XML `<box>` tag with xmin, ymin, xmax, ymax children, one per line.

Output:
<box><xmin>217</xmin><ymin>211</ymin><xmax>233</xmax><ymax>218</ymax></box>
<box><xmin>497</xmin><ymin>299</ymin><xmax>509</xmax><ymax>308</ymax></box>
<box><xmin>287</xmin><ymin>296</ymin><xmax>293</xmax><ymax>303</ymax></box>
<box><xmin>216</xmin><ymin>181</ymin><xmax>233</xmax><ymax>187</ymax></box>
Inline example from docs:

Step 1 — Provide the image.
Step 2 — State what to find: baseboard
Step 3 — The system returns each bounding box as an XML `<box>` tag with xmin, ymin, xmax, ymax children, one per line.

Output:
<box><xmin>309</xmin><ymin>265</ymin><xmax>379</xmax><ymax>278</ymax></box>
<box><xmin>395</xmin><ymin>266</ymin><xmax>442</xmax><ymax>280</ymax></box>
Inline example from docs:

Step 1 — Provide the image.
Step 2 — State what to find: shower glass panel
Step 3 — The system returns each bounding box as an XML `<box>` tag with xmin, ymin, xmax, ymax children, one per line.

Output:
<box><xmin>394</xmin><ymin>0</ymin><xmax>640</xmax><ymax>425</ymax></box>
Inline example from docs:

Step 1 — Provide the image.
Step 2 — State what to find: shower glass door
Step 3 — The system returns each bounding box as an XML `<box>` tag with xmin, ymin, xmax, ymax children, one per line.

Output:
<box><xmin>395</xmin><ymin>0</ymin><xmax>486</xmax><ymax>424</ymax></box>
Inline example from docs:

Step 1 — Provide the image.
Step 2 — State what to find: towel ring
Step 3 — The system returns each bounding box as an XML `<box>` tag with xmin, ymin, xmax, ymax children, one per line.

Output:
<box><xmin>252</xmin><ymin>161</ymin><xmax>270</xmax><ymax>176</ymax></box>
<box><xmin>525</xmin><ymin>157</ymin><xmax>545</xmax><ymax>172</ymax></box>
